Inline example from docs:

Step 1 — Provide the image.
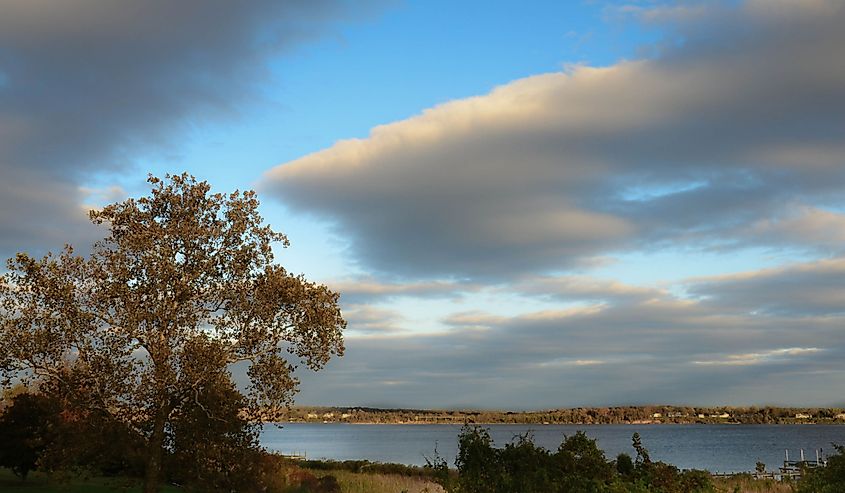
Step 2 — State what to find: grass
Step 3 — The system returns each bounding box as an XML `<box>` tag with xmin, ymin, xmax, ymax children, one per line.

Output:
<box><xmin>711</xmin><ymin>474</ymin><xmax>795</xmax><ymax>493</ymax></box>
<box><xmin>314</xmin><ymin>469</ymin><xmax>444</xmax><ymax>493</ymax></box>
<box><xmin>4</xmin><ymin>466</ymin><xmax>799</xmax><ymax>493</ymax></box>
<box><xmin>0</xmin><ymin>468</ymin><xmax>180</xmax><ymax>493</ymax></box>
<box><xmin>1</xmin><ymin>466</ymin><xmax>444</xmax><ymax>493</ymax></box>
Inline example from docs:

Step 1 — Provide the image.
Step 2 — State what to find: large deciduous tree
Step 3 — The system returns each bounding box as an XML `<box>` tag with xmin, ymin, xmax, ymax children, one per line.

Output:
<box><xmin>0</xmin><ymin>174</ymin><xmax>345</xmax><ymax>492</ymax></box>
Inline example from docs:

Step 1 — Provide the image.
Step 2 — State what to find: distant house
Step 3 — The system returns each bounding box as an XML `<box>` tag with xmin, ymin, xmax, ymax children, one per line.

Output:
<box><xmin>795</xmin><ymin>413</ymin><xmax>811</xmax><ymax>419</ymax></box>
<box><xmin>835</xmin><ymin>413</ymin><xmax>845</xmax><ymax>420</ymax></box>
<box><xmin>697</xmin><ymin>414</ymin><xmax>706</xmax><ymax>419</ymax></box>
<box><xmin>306</xmin><ymin>413</ymin><xmax>318</xmax><ymax>419</ymax></box>
<box><xmin>652</xmin><ymin>413</ymin><xmax>662</xmax><ymax>418</ymax></box>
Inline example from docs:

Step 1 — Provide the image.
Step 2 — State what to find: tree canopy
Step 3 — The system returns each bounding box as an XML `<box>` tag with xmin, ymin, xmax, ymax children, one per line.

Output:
<box><xmin>0</xmin><ymin>173</ymin><xmax>346</xmax><ymax>492</ymax></box>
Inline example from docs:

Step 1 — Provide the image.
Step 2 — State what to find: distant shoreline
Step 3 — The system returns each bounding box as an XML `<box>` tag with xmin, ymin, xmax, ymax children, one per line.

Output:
<box><xmin>271</xmin><ymin>420</ymin><xmax>842</xmax><ymax>427</ymax></box>
<box><xmin>268</xmin><ymin>405</ymin><xmax>845</xmax><ymax>426</ymax></box>
<box><xmin>272</xmin><ymin>420</ymin><xmax>839</xmax><ymax>425</ymax></box>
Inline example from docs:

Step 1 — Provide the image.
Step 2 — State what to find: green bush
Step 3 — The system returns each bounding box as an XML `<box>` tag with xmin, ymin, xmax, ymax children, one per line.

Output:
<box><xmin>798</xmin><ymin>444</ymin><xmax>845</xmax><ymax>493</ymax></box>
<box><xmin>300</xmin><ymin>458</ymin><xmax>436</xmax><ymax>478</ymax></box>
<box><xmin>435</xmin><ymin>426</ymin><xmax>714</xmax><ymax>493</ymax></box>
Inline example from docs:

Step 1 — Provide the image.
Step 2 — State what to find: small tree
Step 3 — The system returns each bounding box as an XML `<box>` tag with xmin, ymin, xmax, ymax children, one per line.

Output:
<box><xmin>0</xmin><ymin>392</ymin><xmax>61</xmax><ymax>479</ymax></box>
<box><xmin>0</xmin><ymin>174</ymin><xmax>346</xmax><ymax>492</ymax></box>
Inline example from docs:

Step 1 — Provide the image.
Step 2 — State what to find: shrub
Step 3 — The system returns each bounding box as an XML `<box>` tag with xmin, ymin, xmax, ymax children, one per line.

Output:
<box><xmin>0</xmin><ymin>392</ymin><xmax>60</xmax><ymax>479</ymax></box>
<box><xmin>436</xmin><ymin>426</ymin><xmax>715</xmax><ymax>493</ymax></box>
<box><xmin>798</xmin><ymin>444</ymin><xmax>845</xmax><ymax>493</ymax></box>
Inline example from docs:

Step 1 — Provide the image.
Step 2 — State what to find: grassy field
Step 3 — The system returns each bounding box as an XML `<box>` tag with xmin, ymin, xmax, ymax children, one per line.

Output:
<box><xmin>315</xmin><ymin>469</ymin><xmax>444</xmax><ymax>493</ymax></box>
<box><xmin>5</xmin><ymin>467</ymin><xmax>802</xmax><ymax>493</ymax></box>
<box><xmin>0</xmin><ymin>469</ymin><xmax>180</xmax><ymax>493</ymax></box>
<box><xmin>711</xmin><ymin>475</ymin><xmax>795</xmax><ymax>493</ymax></box>
<box><xmin>1</xmin><ymin>467</ymin><xmax>443</xmax><ymax>493</ymax></box>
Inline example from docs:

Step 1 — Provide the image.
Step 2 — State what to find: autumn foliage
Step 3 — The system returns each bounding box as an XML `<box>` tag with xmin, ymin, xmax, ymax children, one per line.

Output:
<box><xmin>0</xmin><ymin>174</ymin><xmax>345</xmax><ymax>492</ymax></box>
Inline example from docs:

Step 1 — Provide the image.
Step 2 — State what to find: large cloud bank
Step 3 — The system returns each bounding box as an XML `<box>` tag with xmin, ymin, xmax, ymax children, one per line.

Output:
<box><xmin>264</xmin><ymin>0</ymin><xmax>845</xmax><ymax>280</ymax></box>
<box><xmin>265</xmin><ymin>1</ymin><xmax>845</xmax><ymax>407</ymax></box>
<box><xmin>298</xmin><ymin>258</ymin><xmax>845</xmax><ymax>408</ymax></box>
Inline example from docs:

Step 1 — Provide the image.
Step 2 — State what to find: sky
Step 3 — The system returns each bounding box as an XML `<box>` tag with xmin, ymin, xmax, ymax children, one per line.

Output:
<box><xmin>2</xmin><ymin>0</ymin><xmax>845</xmax><ymax>409</ymax></box>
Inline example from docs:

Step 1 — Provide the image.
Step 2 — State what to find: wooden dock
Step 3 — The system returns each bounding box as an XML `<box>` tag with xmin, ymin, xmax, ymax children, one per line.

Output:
<box><xmin>711</xmin><ymin>448</ymin><xmax>827</xmax><ymax>481</ymax></box>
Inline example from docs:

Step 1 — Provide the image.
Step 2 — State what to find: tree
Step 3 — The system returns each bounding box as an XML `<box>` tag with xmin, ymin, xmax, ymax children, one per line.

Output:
<box><xmin>0</xmin><ymin>392</ymin><xmax>61</xmax><ymax>479</ymax></box>
<box><xmin>0</xmin><ymin>174</ymin><xmax>346</xmax><ymax>492</ymax></box>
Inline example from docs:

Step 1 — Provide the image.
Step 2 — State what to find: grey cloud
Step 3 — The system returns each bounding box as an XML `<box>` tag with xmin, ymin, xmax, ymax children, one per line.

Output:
<box><xmin>295</xmin><ymin>259</ymin><xmax>845</xmax><ymax>408</ymax></box>
<box><xmin>0</xmin><ymin>0</ymin><xmax>378</xmax><ymax>258</ymax></box>
<box><xmin>511</xmin><ymin>275</ymin><xmax>665</xmax><ymax>305</ymax></box>
<box><xmin>0</xmin><ymin>168</ymin><xmax>103</xmax><ymax>255</ymax></box>
<box><xmin>687</xmin><ymin>257</ymin><xmax>845</xmax><ymax>316</ymax></box>
<box><xmin>342</xmin><ymin>305</ymin><xmax>406</xmax><ymax>335</ymax></box>
<box><xmin>296</xmin><ymin>304</ymin><xmax>844</xmax><ymax>408</ymax></box>
<box><xmin>330</xmin><ymin>277</ymin><xmax>479</xmax><ymax>304</ymax></box>
<box><xmin>264</xmin><ymin>0</ymin><xmax>845</xmax><ymax>280</ymax></box>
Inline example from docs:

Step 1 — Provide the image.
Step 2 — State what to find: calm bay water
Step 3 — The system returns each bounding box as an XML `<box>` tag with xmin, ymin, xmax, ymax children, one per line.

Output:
<box><xmin>260</xmin><ymin>423</ymin><xmax>845</xmax><ymax>473</ymax></box>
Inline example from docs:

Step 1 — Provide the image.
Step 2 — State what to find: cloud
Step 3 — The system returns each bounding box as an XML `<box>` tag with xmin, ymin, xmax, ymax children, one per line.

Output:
<box><xmin>512</xmin><ymin>275</ymin><xmax>665</xmax><ymax>305</ymax></box>
<box><xmin>329</xmin><ymin>276</ymin><xmax>479</xmax><ymax>304</ymax></box>
<box><xmin>692</xmin><ymin>347</ymin><xmax>821</xmax><ymax>367</ymax></box>
<box><xmin>296</xmin><ymin>298</ymin><xmax>845</xmax><ymax>408</ymax></box>
<box><xmin>295</xmin><ymin>258</ymin><xmax>845</xmax><ymax>408</ymax></box>
<box><xmin>263</xmin><ymin>0</ymin><xmax>845</xmax><ymax>280</ymax></box>
<box><xmin>342</xmin><ymin>305</ymin><xmax>407</xmax><ymax>335</ymax></box>
<box><xmin>743</xmin><ymin>206</ymin><xmax>845</xmax><ymax>251</ymax></box>
<box><xmin>0</xmin><ymin>0</ymin><xmax>378</xmax><ymax>258</ymax></box>
<box><xmin>688</xmin><ymin>257</ymin><xmax>845</xmax><ymax>316</ymax></box>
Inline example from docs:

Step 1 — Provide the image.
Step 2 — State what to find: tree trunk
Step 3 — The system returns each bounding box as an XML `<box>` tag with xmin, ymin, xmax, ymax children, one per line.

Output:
<box><xmin>143</xmin><ymin>405</ymin><xmax>169</xmax><ymax>493</ymax></box>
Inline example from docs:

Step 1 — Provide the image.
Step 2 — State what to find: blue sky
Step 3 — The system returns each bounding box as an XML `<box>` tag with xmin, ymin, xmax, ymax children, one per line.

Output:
<box><xmin>3</xmin><ymin>0</ymin><xmax>845</xmax><ymax>409</ymax></box>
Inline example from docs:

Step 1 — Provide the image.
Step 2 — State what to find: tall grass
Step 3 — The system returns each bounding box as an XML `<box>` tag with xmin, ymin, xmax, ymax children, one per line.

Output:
<box><xmin>314</xmin><ymin>469</ymin><xmax>444</xmax><ymax>493</ymax></box>
<box><xmin>711</xmin><ymin>474</ymin><xmax>795</xmax><ymax>493</ymax></box>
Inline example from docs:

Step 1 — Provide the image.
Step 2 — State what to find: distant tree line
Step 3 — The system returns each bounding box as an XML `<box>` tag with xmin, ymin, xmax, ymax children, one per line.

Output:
<box><xmin>283</xmin><ymin>405</ymin><xmax>845</xmax><ymax>425</ymax></box>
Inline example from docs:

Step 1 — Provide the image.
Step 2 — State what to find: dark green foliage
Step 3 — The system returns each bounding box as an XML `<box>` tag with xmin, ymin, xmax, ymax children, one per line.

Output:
<box><xmin>0</xmin><ymin>389</ymin><xmax>147</xmax><ymax>480</ymax></box>
<box><xmin>616</xmin><ymin>454</ymin><xmax>635</xmax><ymax>477</ymax></box>
<box><xmin>300</xmin><ymin>458</ymin><xmax>438</xmax><ymax>478</ymax></box>
<box><xmin>624</xmin><ymin>435</ymin><xmax>713</xmax><ymax>493</ymax></box>
<box><xmin>453</xmin><ymin>427</ymin><xmax>501</xmax><ymax>493</ymax></box>
<box><xmin>166</xmin><ymin>378</ymin><xmax>263</xmax><ymax>492</ymax></box>
<box><xmin>632</xmin><ymin>433</ymin><xmax>650</xmax><ymax>465</ymax></box>
<box><xmin>44</xmin><ymin>408</ymin><xmax>146</xmax><ymax>477</ymax></box>
<box><xmin>798</xmin><ymin>444</ymin><xmax>845</xmax><ymax>493</ymax></box>
<box><xmin>437</xmin><ymin>426</ymin><xmax>714</xmax><ymax>493</ymax></box>
<box><xmin>554</xmin><ymin>431</ymin><xmax>616</xmax><ymax>492</ymax></box>
<box><xmin>0</xmin><ymin>393</ymin><xmax>60</xmax><ymax>479</ymax></box>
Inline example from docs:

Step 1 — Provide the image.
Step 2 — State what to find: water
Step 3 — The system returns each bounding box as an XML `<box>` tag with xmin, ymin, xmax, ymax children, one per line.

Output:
<box><xmin>260</xmin><ymin>423</ymin><xmax>845</xmax><ymax>473</ymax></box>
